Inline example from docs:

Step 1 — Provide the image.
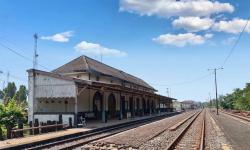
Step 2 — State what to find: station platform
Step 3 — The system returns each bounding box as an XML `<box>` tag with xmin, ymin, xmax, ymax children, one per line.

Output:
<box><xmin>0</xmin><ymin>112</ymin><xmax>176</xmax><ymax>149</ymax></box>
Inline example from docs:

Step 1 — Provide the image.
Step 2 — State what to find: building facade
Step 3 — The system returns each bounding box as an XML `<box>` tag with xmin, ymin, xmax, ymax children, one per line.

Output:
<box><xmin>173</xmin><ymin>100</ymin><xmax>182</xmax><ymax>112</ymax></box>
<box><xmin>181</xmin><ymin>100</ymin><xmax>198</xmax><ymax>110</ymax></box>
<box><xmin>28</xmin><ymin>56</ymin><xmax>174</xmax><ymax>125</ymax></box>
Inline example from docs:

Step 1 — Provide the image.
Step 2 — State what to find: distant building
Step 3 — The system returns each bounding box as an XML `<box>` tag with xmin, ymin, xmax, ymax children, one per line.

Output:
<box><xmin>181</xmin><ymin>100</ymin><xmax>198</xmax><ymax>110</ymax></box>
<box><xmin>173</xmin><ymin>100</ymin><xmax>182</xmax><ymax>112</ymax></box>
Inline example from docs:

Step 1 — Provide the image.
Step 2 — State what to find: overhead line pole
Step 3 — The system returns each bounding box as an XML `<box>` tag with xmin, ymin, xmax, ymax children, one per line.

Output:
<box><xmin>33</xmin><ymin>33</ymin><xmax>38</xmax><ymax>69</ymax></box>
<box><xmin>6</xmin><ymin>71</ymin><xmax>9</xmax><ymax>85</ymax></box>
<box><xmin>166</xmin><ymin>88</ymin><xmax>170</xmax><ymax>97</ymax></box>
<box><xmin>208</xmin><ymin>67</ymin><xmax>223</xmax><ymax>115</ymax></box>
<box><xmin>0</xmin><ymin>71</ymin><xmax>3</xmax><ymax>90</ymax></box>
<box><xmin>209</xmin><ymin>92</ymin><xmax>211</xmax><ymax>109</ymax></box>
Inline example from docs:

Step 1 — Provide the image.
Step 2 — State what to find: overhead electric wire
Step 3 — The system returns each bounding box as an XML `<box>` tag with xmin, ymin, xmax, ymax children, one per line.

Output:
<box><xmin>0</xmin><ymin>42</ymin><xmax>50</xmax><ymax>70</ymax></box>
<box><xmin>149</xmin><ymin>72</ymin><xmax>212</xmax><ymax>87</ymax></box>
<box><xmin>221</xmin><ymin>17</ymin><xmax>250</xmax><ymax>67</ymax></box>
<box><xmin>0</xmin><ymin>42</ymin><xmax>33</xmax><ymax>62</ymax></box>
<box><xmin>0</xmin><ymin>71</ymin><xmax>27</xmax><ymax>83</ymax></box>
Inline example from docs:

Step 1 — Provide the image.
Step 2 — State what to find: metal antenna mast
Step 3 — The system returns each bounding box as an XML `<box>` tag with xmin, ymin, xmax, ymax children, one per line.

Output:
<box><xmin>0</xmin><ymin>71</ymin><xmax>3</xmax><ymax>90</ymax></box>
<box><xmin>33</xmin><ymin>33</ymin><xmax>38</xmax><ymax>69</ymax></box>
<box><xmin>6</xmin><ymin>71</ymin><xmax>9</xmax><ymax>85</ymax></box>
<box><xmin>167</xmin><ymin>88</ymin><xmax>170</xmax><ymax>97</ymax></box>
<box><xmin>100</xmin><ymin>50</ymin><xmax>103</xmax><ymax>63</ymax></box>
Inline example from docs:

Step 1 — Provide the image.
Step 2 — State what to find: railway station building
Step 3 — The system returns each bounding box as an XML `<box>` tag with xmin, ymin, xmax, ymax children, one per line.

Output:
<box><xmin>27</xmin><ymin>56</ymin><xmax>174</xmax><ymax>126</ymax></box>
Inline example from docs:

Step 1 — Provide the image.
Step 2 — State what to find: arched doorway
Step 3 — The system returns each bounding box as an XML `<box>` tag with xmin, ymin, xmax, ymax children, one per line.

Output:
<box><xmin>93</xmin><ymin>91</ymin><xmax>103</xmax><ymax>120</ymax></box>
<box><xmin>151</xmin><ymin>100</ymin><xmax>155</xmax><ymax>113</ymax></box>
<box><xmin>136</xmin><ymin>98</ymin><xmax>140</xmax><ymax>116</ymax></box>
<box><xmin>142</xmin><ymin>98</ymin><xmax>146</xmax><ymax>115</ymax></box>
<box><xmin>129</xmin><ymin>97</ymin><xmax>134</xmax><ymax>117</ymax></box>
<box><xmin>146</xmin><ymin>99</ymin><xmax>149</xmax><ymax>114</ymax></box>
<box><xmin>121</xmin><ymin>96</ymin><xmax>126</xmax><ymax>118</ymax></box>
<box><xmin>108</xmin><ymin>93</ymin><xmax>116</xmax><ymax>119</ymax></box>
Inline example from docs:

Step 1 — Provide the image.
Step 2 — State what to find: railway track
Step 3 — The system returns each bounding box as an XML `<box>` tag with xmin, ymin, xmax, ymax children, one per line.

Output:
<box><xmin>40</xmin><ymin>110</ymin><xmax>204</xmax><ymax>150</ymax></box>
<box><xmin>143</xmin><ymin>111</ymin><xmax>201</xmax><ymax>144</ymax></box>
<box><xmin>165</xmin><ymin>110</ymin><xmax>205</xmax><ymax>150</ymax></box>
<box><xmin>46</xmin><ymin>111</ymin><xmax>198</xmax><ymax>150</ymax></box>
<box><xmin>220</xmin><ymin>110</ymin><xmax>250</xmax><ymax>122</ymax></box>
<box><xmin>20</xmin><ymin>112</ymin><xmax>178</xmax><ymax>150</ymax></box>
<box><xmin>83</xmin><ymin>110</ymin><xmax>202</xmax><ymax>150</ymax></box>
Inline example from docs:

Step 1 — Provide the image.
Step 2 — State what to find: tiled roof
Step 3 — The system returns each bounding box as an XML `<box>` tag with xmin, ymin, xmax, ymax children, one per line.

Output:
<box><xmin>52</xmin><ymin>56</ymin><xmax>155</xmax><ymax>90</ymax></box>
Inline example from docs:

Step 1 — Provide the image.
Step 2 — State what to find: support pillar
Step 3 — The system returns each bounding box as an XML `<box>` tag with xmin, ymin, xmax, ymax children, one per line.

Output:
<box><xmin>102</xmin><ymin>91</ymin><xmax>106</xmax><ymax>123</ymax></box>
<box><xmin>119</xmin><ymin>92</ymin><xmax>123</xmax><ymax>120</ymax></box>
<box><xmin>28</xmin><ymin>70</ymin><xmax>36</xmax><ymax>124</ymax></box>
<box><xmin>159</xmin><ymin>99</ymin><xmax>161</xmax><ymax>114</ymax></box>
<box><xmin>149</xmin><ymin>100</ymin><xmax>152</xmax><ymax>116</ymax></box>
<box><xmin>74</xmin><ymin>99</ymin><xmax>78</xmax><ymax>126</ymax></box>
<box><xmin>74</xmin><ymin>85</ymin><xmax>78</xmax><ymax>126</ymax></box>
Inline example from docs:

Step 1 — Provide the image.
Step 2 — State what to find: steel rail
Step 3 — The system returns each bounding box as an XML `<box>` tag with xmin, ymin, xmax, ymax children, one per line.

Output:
<box><xmin>166</xmin><ymin>110</ymin><xmax>204</xmax><ymax>150</ymax></box>
<box><xmin>60</xmin><ymin>111</ymin><xmax>201</xmax><ymax>150</ymax></box>
<box><xmin>145</xmin><ymin>111</ymin><xmax>200</xmax><ymax>143</ymax></box>
<box><xmin>199</xmin><ymin>110</ymin><xmax>205</xmax><ymax>150</ymax></box>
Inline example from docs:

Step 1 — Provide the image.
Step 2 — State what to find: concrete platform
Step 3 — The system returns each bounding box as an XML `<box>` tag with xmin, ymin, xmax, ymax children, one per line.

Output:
<box><xmin>0</xmin><ymin>128</ymin><xmax>90</xmax><ymax>149</ymax></box>
<box><xmin>0</xmin><ymin>112</ymin><xmax>174</xmax><ymax>149</ymax></box>
<box><xmin>211</xmin><ymin>110</ymin><xmax>250</xmax><ymax>150</ymax></box>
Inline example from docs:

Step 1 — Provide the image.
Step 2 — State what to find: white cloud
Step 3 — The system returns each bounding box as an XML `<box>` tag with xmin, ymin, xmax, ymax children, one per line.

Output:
<box><xmin>74</xmin><ymin>41</ymin><xmax>127</xmax><ymax>57</ymax></box>
<box><xmin>41</xmin><ymin>31</ymin><xmax>74</xmax><ymax>42</ymax></box>
<box><xmin>212</xmin><ymin>18</ymin><xmax>250</xmax><ymax>34</ymax></box>
<box><xmin>153</xmin><ymin>33</ymin><xmax>213</xmax><ymax>47</ymax></box>
<box><xmin>222</xmin><ymin>37</ymin><xmax>237</xmax><ymax>45</ymax></box>
<box><xmin>172</xmin><ymin>17</ymin><xmax>214</xmax><ymax>32</ymax></box>
<box><xmin>120</xmin><ymin>0</ymin><xmax>234</xmax><ymax>18</ymax></box>
<box><xmin>204</xmin><ymin>33</ymin><xmax>213</xmax><ymax>38</ymax></box>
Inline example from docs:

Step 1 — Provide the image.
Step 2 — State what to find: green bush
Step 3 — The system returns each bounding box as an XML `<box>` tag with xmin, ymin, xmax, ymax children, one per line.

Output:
<box><xmin>0</xmin><ymin>100</ymin><xmax>25</xmax><ymax>139</ymax></box>
<box><xmin>219</xmin><ymin>83</ymin><xmax>250</xmax><ymax>111</ymax></box>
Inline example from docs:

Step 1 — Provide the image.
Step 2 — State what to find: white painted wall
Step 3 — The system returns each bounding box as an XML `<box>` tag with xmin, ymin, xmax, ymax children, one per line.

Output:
<box><xmin>28</xmin><ymin>72</ymin><xmax>77</xmax><ymax>123</ymax></box>
<box><xmin>34</xmin><ymin>114</ymin><xmax>75</xmax><ymax>125</ymax></box>
<box><xmin>62</xmin><ymin>114</ymin><xmax>75</xmax><ymax>125</ymax></box>
<box><xmin>34</xmin><ymin>114</ymin><xmax>59</xmax><ymax>122</ymax></box>
<box><xmin>36</xmin><ymin>98</ymin><xmax>75</xmax><ymax>113</ymax></box>
<box><xmin>35</xmin><ymin>74</ymin><xmax>76</xmax><ymax>98</ymax></box>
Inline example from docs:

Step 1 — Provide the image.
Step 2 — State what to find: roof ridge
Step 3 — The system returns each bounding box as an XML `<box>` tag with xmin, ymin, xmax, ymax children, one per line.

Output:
<box><xmin>52</xmin><ymin>56</ymin><xmax>83</xmax><ymax>73</ymax></box>
<box><xmin>84</xmin><ymin>55</ymin><xmax>154</xmax><ymax>89</ymax></box>
<box><xmin>53</xmin><ymin>55</ymin><xmax>155</xmax><ymax>90</ymax></box>
<box><xmin>84</xmin><ymin>55</ymin><xmax>125</xmax><ymax>73</ymax></box>
<box><xmin>82</xmin><ymin>55</ymin><xmax>89</xmax><ymax>71</ymax></box>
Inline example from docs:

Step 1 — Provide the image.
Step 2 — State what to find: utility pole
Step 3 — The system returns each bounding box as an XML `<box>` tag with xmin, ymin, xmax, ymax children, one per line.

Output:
<box><xmin>33</xmin><ymin>33</ymin><xmax>39</xmax><ymax>69</ymax></box>
<box><xmin>208</xmin><ymin>67</ymin><xmax>223</xmax><ymax>115</ymax></box>
<box><xmin>169</xmin><ymin>88</ymin><xmax>172</xmax><ymax>97</ymax></box>
<box><xmin>0</xmin><ymin>71</ymin><xmax>3</xmax><ymax>90</ymax></box>
<box><xmin>166</xmin><ymin>88</ymin><xmax>170</xmax><ymax>97</ymax></box>
<box><xmin>209</xmin><ymin>92</ymin><xmax>211</xmax><ymax>108</ymax></box>
<box><xmin>100</xmin><ymin>50</ymin><xmax>103</xmax><ymax>63</ymax></box>
<box><xmin>6</xmin><ymin>71</ymin><xmax>9</xmax><ymax>85</ymax></box>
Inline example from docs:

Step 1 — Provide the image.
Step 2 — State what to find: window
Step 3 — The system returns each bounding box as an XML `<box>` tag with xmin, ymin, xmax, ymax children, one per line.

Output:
<box><xmin>96</xmin><ymin>76</ymin><xmax>100</xmax><ymax>81</ymax></box>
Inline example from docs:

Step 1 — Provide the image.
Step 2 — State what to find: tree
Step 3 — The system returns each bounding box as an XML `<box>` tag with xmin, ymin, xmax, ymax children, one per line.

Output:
<box><xmin>219</xmin><ymin>83</ymin><xmax>250</xmax><ymax>111</ymax></box>
<box><xmin>0</xmin><ymin>90</ymin><xmax>4</xmax><ymax>99</ymax></box>
<box><xmin>14</xmin><ymin>85</ymin><xmax>27</xmax><ymax>104</ymax></box>
<box><xmin>3</xmin><ymin>82</ymin><xmax>16</xmax><ymax>104</ymax></box>
<box><xmin>0</xmin><ymin>99</ymin><xmax>25</xmax><ymax>139</ymax></box>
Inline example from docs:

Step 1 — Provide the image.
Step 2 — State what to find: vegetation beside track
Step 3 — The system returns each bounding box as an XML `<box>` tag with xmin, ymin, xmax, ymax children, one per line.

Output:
<box><xmin>204</xmin><ymin>83</ymin><xmax>250</xmax><ymax>111</ymax></box>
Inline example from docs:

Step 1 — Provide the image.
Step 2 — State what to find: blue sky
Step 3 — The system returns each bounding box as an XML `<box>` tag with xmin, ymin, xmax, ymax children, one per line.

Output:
<box><xmin>0</xmin><ymin>0</ymin><xmax>250</xmax><ymax>102</ymax></box>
